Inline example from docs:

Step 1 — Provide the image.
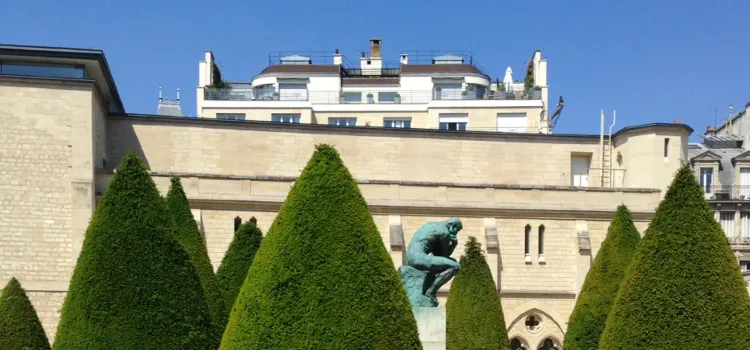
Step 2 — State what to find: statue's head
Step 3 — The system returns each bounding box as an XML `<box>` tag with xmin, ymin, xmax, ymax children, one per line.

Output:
<box><xmin>447</xmin><ymin>217</ymin><xmax>463</xmax><ymax>236</ymax></box>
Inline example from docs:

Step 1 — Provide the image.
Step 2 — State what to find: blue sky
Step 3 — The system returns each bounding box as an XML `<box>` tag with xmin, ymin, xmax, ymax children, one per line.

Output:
<box><xmin>1</xmin><ymin>0</ymin><xmax>748</xmax><ymax>139</ymax></box>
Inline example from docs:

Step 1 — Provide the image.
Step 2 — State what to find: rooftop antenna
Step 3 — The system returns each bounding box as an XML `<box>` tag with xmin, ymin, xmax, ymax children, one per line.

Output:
<box><xmin>730</xmin><ymin>105</ymin><xmax>734</xmax><ymax>135</ymax></box>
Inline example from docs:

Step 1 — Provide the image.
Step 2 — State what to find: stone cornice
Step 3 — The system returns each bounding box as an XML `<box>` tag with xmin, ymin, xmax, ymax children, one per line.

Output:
<box><xmin>95</xmin><ymin>169</ymin><xmax>661</xmax><ymax>194</ymax></box>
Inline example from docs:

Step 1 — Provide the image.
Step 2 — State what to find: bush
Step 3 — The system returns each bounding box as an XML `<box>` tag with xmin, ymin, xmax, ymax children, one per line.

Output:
<box><xmin>166</xmin><ymin>177</ymin><xmax>228</xmax><ymax>337</ymax></box>
<box><xmin>563</xmin><ymin>204</ymin><xmax>641</xmax><ymax>350</ymax></box>
<box><xmin>220</xmin><ymin>144</ymin><xmax>421</xmax><ymax>349</ymax></box>
<box><xmin>0</xmin><ymin>277</ymin><xmax>51</xmax><ymax>350</ymax></box>
<box><xmin>599</xmin><ymin>164</ymin><xmax>750</xmax><ymax>349</ymax></box>
<box><xmin>53</xmin><ymin>152</ymin><xmax>216</xmax><ymax>349</ymax></box>
<box><xmin>446</xmin><ymin>236</ymin><xmax>509</xmax><ymax>350</ymax></box>
<box><xmin>216</xmin><ymin>218</ymin><xmax>263</xmax><ymax>309</ymax></box>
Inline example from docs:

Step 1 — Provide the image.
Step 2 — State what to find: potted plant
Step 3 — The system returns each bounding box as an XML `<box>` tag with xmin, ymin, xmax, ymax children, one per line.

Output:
<box><xmin>273</xmin><ymin>91</ymin><xmax>280</xmax><ymax>101</ymax></box>
<box><xmin>461</xmin><ymin>90</ymin><xmax>468</xmax><ymax>99</ymax></box>
<box><xmin>366</xmin><ymin>93</ymin><xmax>374</xmax><ymax>104</ymax></box>
<box><xmin>434</xmin><ymin>87</ymin><xmax>442</xmax><ymax>100</ymax></box>
<box><xmin>339</xmin><ymin>92</ymin><xmax>346</xmax><ymax>104</ymax></box>
<box><xmin>394</xmin><ymin>93</ymin><xmax>401</xmax><ymax>104</ymax></box>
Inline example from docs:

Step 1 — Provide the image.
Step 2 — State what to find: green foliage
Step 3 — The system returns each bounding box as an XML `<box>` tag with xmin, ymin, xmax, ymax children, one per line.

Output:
<box><xmin>53</xmin><ymin>152</ymin><xmax>216</xmax><ymax>350</ymax></box>
<box><xmin>599</xmin><ymin>164</ymin><xmax>750</xmax><ymax>349</ymax></box>
<box><xmin>216</xmin><ymin>218</ymin><xmax>263</xmax><ymax>309</ymax></box>
<box><xmin>446</xmin><ymin>237</ymin><xmax>509</xmax><ymax>350</ymax></box>
<box><xmin>166</xmin><ymin>177</ymin><xmax>228</xmax><ymax>339</ymax></box>
<box><xmin>563</xmin><ymin>204</ymin><xmax>641</xmax><ymax>350</ymax></box>
<box><xmin>524</xmin><ymin>61</ymin><xmax>535</xmax><ymax>91</ymax></box>
<box><xmin>0</xmin><ymin>278</ymin><xmax>51</xmax><ymax>350</ymax></box>
<box><xmin>220</xmin><ymin>144</ymin><xmax>421</xmax><ymax>349</ymax></box>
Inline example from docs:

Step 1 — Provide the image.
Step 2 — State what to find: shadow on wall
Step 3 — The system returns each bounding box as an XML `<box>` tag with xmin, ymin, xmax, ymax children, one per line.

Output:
<box><xmin>106</xmin><ymin>119</ymin><xmax>150</xmax><ymax>171</ymax></box>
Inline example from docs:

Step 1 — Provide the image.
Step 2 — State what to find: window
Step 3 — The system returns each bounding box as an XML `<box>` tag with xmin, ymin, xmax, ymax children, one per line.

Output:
<box><xmin>433</xmin><ymin>82</ymin><xmax>462</xmax><ymax>100</ymax></box>
<box><xmin>384</xmin><ymin>119</ymin><xmax>411</xmax><ymax>129</ymax></box>
<box><xmin>439</xmin><ymin>113</ymin><xmax>468</xmax><ymax>131</ymax></box>
<box><xmin>538</xmin><ymin>225</ymin><xmax>545</xmax><ymax>256</ymax></box>
<box><xmin>343</xmin><ymin>92</ymin><xmax>362</xmax><ymax>103</ymax></box>
<box><xmin>664</xmin><ymin>138</ymin><xmax>670</xmax><ymax>158</ymax></box>
<box><xmin>538</xmin><ymin>338</ymin><xmax>560</xmax><ymax>350</ymax></box>
<box><xmin>272</xmin><ymin>114</ymin><xmax>301</xmax><ymax>124</ymax></box>
<box><xmin>278</xmin><ymin>83</ymin><xmax>308</xmax><ymax>101</ymax></box>
<box><xmin>700</xmin><ymin>168</ymin><xmax>713</xmax><ymax>195</ymax></box>
<box><xmin>0</xmin><ymin>61</ymin><xmax>85</xmax><ymax>79</ymax></box>
<box><xmin>524</xmin><ymin>224</ymin><xmax>531</xmax><ymax>257</ymax></box>
<box><xmin>378</xmin><ymin>92</ymin><xmax>397</xmax><ymax>103</ymax></box>
<box><xmin>329</xmin><ymin>117</ymin><xmax>357</xmax><ymax>127</ymax></box>
<box><xmin>742</xmin><ymin>212</ymin><xmax>750</xmax><ymax>243</ymax></box>
<box><xmin>253</xmin><ymin>84</ymin><xmax>275</xmax><ymax>100</ymax></box>
<box><xmin>497</xmin><ymin>113</ymin><xmax>527</xmax><ymax>133</ymax></box>
<box><xmin>740</xmin><ymin>168</ymin><xmax>750</xmax><ymax>198</ymax></box>
<box><xmin>571</xmin><ymin>155</ymin><xmax>590</xmax><ymax>187</ymax></box>
<box><xmin>216</xmin><ymin>113</ymin><xmax>246</xmax><ymax>121</ymax></box>
<box><xmin>721</xmin><ymin>211</ymin><xmax>734</xmax><ymax>238</ymax></box>
<box><xmin>510</xmin><ymin>338</ymin><xmax>527</xmax><ymax>350</ymax></box>
<box><xmin>234</xmin><ymin>216</ymin><xmax>242</xmax><ymax>232</ymax></box>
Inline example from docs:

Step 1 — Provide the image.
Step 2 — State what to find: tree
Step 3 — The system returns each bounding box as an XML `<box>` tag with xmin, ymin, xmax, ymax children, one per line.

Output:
<box><xmin>220</xmin><ymin>144</ymin><xmax>421</xmax><ymax>349</ymax></box>
<box><xmin>446</xmin><ymin>236</ymin><xmax>509</xmax><ymax>350</ymax></box>
<box><xmin>599</xmin><ymin>164</ymin><xmax>750</xmax><ymax>349</ymax></box>
<box><xmin>563</xmin><ymin>204</ymin><xmax>641</xmax><ymax>350</ymax></box>
<box><xmin>216</xmin><ymin>218</ymin><xmax>263</xmax><ymax>310</ymax></box>
<box><xmin>0</xmin><ymin>277</ymin><xmax>51</xmax><ymax>350</ymax></box>
<box><xmin>53</xmin><ymin>152</ymin><xmax>216</xmax><ymax>349</ymax></box>
<box><xmin>166</xmin><ymin>177</ymin><xmax>228</xmax><ymax>337</ymax></box>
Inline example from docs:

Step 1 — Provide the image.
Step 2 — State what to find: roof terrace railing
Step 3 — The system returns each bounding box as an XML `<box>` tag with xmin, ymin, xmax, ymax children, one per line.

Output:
<box><xmin>204</xmin><ymin>87</ymin><xmax>542</xmax><ymax>103</ymax></box>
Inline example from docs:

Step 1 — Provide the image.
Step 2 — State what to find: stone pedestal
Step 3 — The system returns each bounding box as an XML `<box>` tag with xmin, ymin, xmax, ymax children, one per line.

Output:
<box><xmin>413</xmin><ymin>307</ymin><xmax>446</xmax><ymax>350</ymax></box>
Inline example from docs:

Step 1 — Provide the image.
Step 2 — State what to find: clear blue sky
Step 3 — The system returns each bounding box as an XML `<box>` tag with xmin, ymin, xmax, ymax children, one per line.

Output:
<box><xmin>2</xmin><ymin>0</ymin><xmax>748</xmax><ymax>139</ymax></box>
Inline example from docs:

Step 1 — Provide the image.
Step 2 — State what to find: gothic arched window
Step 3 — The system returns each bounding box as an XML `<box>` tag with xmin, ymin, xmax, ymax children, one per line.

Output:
<box><xmin>538</xmin><ymin>338</ymin><xmax>560</xmax><ymax>350</ymax></box>
<box><xmin>538</xmin><ymin>224</ymin><xmax>545</xmax><ymax>256</ymax></box>
<box><xmin>524</xmin><ymin>224</ymin><xmax>531</xmax><ymax>256</ymax></box>
<box><xmin>511</xmin><ymin>337</ymin><xmax>527</xmax><ymax>350</ymax></box>
<box><xmin>234</xmin><ymin>216</ymin><xmax>242</xmax><ymax>232</ymax></box>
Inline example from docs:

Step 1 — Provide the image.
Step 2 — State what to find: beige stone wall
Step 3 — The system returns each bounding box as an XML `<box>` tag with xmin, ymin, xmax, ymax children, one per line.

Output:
<box><xmin>0</xmin><ymin>78</ymin><xmax>99</xmax><ymax>341</ymax></box>
<box><xmin>613</xmin><ymin>127</ymin><xmax>689</xmax><ymax>194</ymax></box>
<box><xmin>106</xmin><ymin>117</ymin><xmax>613</xmax><ymax>187</ymax></box>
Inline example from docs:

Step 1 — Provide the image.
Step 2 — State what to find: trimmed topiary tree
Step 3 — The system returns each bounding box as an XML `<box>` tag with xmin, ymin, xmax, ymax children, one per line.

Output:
<box><xmin>446</xmin><ymin>236</ymin><xmax>509</xmax><ymax>350</ymax></box>
<box><xmin>216</xmin><ymin>218</ymin><xmax>263</xmax><ymax>309</ymax></box>
<box><xmin>599</xmin><ymin>164</ymin><xmax>750</xmax><ymax>349</ymax></box>
<box><xmin>220</xmin><ymin>144</ymin><xmax>422</xmax><ymax>349</ymax></box>
<box><xmin>563</xmin><ymin>204</ymin><xmax>641</xmax><ymax>350</ymax></box>
<box><xmin>0</xmin><ymin>277</ymin><xmax>51</xmax><ymax>350</ymax></box>
<box><xmin>53</xmin><ymin>152</ymin><xmax>216</xmax><ymax>349</ymax></box>
<box><xmin>166</xmin><ymin>177</ymin><xmax>228</xmax><ymax>336</ymax></box>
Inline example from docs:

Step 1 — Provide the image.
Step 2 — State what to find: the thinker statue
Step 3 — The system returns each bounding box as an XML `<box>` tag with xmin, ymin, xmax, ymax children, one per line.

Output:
<box><xmin>398</xmin><ymin>217</ymin><xmax>463</xmax><ymax>308</ymax></box>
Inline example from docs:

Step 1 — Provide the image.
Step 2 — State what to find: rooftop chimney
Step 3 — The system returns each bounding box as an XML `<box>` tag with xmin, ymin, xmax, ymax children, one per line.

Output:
<box><xmin>673</xmin><ymin>118</ymin><xmax>680</xmax><ymax>124</ymax></box>
<box><xmin>707</xmin><ymin>125</ymin><xmax>714</xmax><ymax>133</ymax></box>
<box><xmin>370</xmin><ymin>39</ymin><xmax>382</xmax><ymax>58</ymax></box>
<box><xmin>400</xmin><ymin>53</ymin><xmax>408</xmax><ymax>65</ymax></box>
<box><xmin>333</xmin><ymin>48</ymin><xmax>343</xmax><ymax>65</ymax></box>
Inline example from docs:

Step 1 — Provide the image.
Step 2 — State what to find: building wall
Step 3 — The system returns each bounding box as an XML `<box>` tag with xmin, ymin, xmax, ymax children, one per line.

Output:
<box><xmin>613</xmin><ymin>127</ymin><xmax>689</xmax><ymax>193</ymax></box>
<box><xmin>0</xmin><ymin>78</ymin><xmax>98</xmax><ymax>340</ymax></box>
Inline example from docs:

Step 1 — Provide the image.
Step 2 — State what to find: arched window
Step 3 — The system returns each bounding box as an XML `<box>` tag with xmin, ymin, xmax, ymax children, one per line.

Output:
<box><xmin>524</xmin><ymin>224</ymin><xmax>531</xmax><ymax>256</ymax></box>
<box><xmin>538</xmin><ymin>225</ymin><xmax>545</xmax><ymax>256</ymax></box>
<box><xmin>234</xmin><ymin>216</ymin><xmax>242</xmax><ymax>232</ymax></box>
<box><xmin>511</xmin><ymin>337</ymin><xmax>528</xmax><ymax>350</ymax></box>
<box><xmin>537</xmin><ymin>338</ymin><xmax>560</xmax><ymax>350</ymax></box>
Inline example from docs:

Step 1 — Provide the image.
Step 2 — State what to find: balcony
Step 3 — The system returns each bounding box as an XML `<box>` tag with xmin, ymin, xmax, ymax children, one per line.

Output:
<box><xmin>204</xmin><ymin>87</ymin><xmax>308</xmax><ymax>102</ymax></box>
<box><xmin>728</xmin><ymin>236</ymin><xmax>750</xmax><ymax>245</ymax></box>
<box><xmin>704</xmin><ymin>185</ymin><xmax>750</xmax><ymax>201</ymax></box>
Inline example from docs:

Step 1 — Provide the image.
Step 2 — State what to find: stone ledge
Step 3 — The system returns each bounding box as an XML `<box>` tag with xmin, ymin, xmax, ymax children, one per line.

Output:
<box><xmin>95</xmin><ymin>169</ymin><xmax>662</xmax><ymax>194</ymax></box>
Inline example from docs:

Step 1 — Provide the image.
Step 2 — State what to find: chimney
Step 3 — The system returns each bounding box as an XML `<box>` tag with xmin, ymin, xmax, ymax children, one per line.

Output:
<box><xmin>707</xmin><ymin>125</ymin><xmax>714</xmax><ymax>133</ymax></box>
<box><xmin>159</xmin><ymin>86</ymin><xmax>163</xmax><ymax>101</ymax></box>
<box><xmin>400</xmin><ymin>53</ymin><xmax>408</xmax><ymax>65</ymax></box>
<box><xmin>673</xmin><ymin>118</ymin><xmax>680</xmax><ymax>124</ymax></box>
<box><xmin>370</xmin><ymin>39</ymin><xmax>382</xmax><ymax>58</ymax></box>
<box><xmin>333</xmin><ymin>48</ymin><xmax>343</xmax><ymax>65</ymax></box>
<box><xmin>176</xmin><ymin>88</ymin><xmax>180</xmax><ymax>101</ymax></box>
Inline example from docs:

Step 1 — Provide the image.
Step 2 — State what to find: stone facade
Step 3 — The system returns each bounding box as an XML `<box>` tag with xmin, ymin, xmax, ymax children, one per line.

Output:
<box><xmin>0</xmin><ymin>46</ymin><xmax>693</xmax><ymax>348</ymax></box>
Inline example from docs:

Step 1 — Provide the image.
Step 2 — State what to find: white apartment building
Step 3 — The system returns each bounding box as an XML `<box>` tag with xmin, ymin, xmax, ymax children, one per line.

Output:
<box><xmin>196</xmin><ymin>38</ymin><xmax>561</xmax><ymax>134</ymax></box>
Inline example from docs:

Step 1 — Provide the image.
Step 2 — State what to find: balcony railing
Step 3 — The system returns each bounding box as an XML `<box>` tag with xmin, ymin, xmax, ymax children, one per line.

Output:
<box><xmin>728</xmin><ymin>236</ymin><xmax>750</xmax><ymax>245</ymax></box>
<box><xmin>703</xmin><ymin>185</ymin><xmax>750</xmax><ymax>200</ymax></box>
<box><xmin>204</xmin><ymin>88</ymin><xmax>542</xmax><ymax>103</ymax></box>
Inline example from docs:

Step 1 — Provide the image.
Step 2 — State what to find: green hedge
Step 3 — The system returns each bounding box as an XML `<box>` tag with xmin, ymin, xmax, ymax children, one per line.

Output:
<box><xmin>166</xmin><ymin>177</ymin><xmax>228</xmax><ymax>338</ymax></box>
<box><xmin>220</xmin><ymin>144</ymin><xmax>421</xmax><ymax>349</ymax></box>
<box><xmin>563</xmin><ymin>204</ymin><xmax>641</xmax><ymax>350</ymax></box>
<box><xmin>53</xmin><ymin>152</ymin><xmax>216</xmax><ymax>349</ymax></box>
<box><xmin>0</xmin><ymin>277</ymin><xmax>51</xmax><ymax>350</ymax></box>
<box><xmin>599</xmin><ymin>164</ymin><xmax>750</xmax><ymax>349</ymax></box>
<box><xmin>446</xmin><ymin>236</ymin><xmax>509</xmax><ymax>350</ymax></box>
<box><xmin>216</xmin><ymin>218</ymin><xmax>263</xmax><ymax>310</ymax></box>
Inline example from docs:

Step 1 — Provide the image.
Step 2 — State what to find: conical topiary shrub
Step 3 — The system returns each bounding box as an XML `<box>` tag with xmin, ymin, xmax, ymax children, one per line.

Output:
<box><xmin>220</xmin><ymin>144</ymin><xmax>422</xmax><ymax>349</ymax></box>
<box><xmin>166</xmin><ymin>177</ymin><xmax>228</xmax><ymax>336</ymax></box>
<box><xmin>599</xmin><ymin>164</ymin><xmax>750</xmax><ymax>349</ymax></box>
<box><xmin>53</xmin><ymin>152</ymin><xmax>216</xmax><ymax>349</ymax></box>
<box><xmin>216</xmin><ymin>218</ymin><xmax>263</xmax><ymax>309</ymax></box>
<box><xmin>0</xmin><ymin>277</ymin><xmax>51</xmax><ymax>350</ymax></box>
<box><xmin>563</xmin><ymin>204</ymin><xmax>641</xmax><ymax>350</ymax></box>
<box><xmin>446</xmin><ymin>236</ymin><xmax>509</xmax><ymax>350</ymax></box>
